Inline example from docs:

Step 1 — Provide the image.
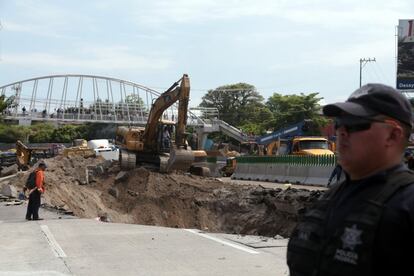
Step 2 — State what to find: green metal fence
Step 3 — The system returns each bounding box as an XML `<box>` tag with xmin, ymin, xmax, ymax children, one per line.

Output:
<box><xmin>236</xmin><ymin>155</ymin><xmax>337</xmax><ymax>166</ymax></box>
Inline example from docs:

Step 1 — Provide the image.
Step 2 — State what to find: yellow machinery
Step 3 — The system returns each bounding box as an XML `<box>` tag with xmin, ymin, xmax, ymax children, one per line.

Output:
<box><xmin>265</xmin><ymin>137</ymin><xmax>334</xmax><ymax>156</ymax></box>
<box><xmin>16</xmin><ymin>140</ymin><xmax>56</xmax><ymax>169</ymax></box>
<box><xmin>62</xmin><ymin>139</ymin><xmax>95</xmax><ymax>158</ymax></box>
<box><xmin>220</xmin><ymin>157</ymin><xmax>237</xmax><ymax>177</ymax></box>
<box><xmin>115</xmin><ymin>74</ymin><xmax>210</xmax><ymax>175</ymax></box>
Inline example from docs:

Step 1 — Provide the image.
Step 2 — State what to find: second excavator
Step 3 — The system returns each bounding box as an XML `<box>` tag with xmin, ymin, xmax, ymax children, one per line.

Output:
<box><xmin>115</xmin><ymin>74</ymin><xmax>210</xmax><ymax>176</ymax></box>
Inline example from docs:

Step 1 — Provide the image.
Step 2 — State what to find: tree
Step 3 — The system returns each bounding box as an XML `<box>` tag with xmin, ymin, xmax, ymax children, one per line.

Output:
<box><xmin>199</xmin><ymin>83</ymin><xmax>264</xmax><ymax>127</ymax></box>
<box><xmin>239</xmin><ymin>106</ymin><xmax>274</xmax><ymax>135</ymax></box>
<box><xmin>0</xmin><ymin>95</ymin><xmax>16</xmax><ymax>120</ymax></box>
<box><xmin>266</xmin><ymin>92</ymin><xmax>327</xmax><ymax>134</ymax></box>
<box><xmin>51</xmin><ymin>125</ymin><xmax>88</xmax><ymax>142</ymax></box>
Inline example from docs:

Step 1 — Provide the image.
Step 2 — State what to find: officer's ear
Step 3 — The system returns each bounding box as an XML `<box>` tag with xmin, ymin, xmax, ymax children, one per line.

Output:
<box><xmin>384</xmin><ymin>120</ymin><xmax>405</xmax><ymax>147</ymax></box>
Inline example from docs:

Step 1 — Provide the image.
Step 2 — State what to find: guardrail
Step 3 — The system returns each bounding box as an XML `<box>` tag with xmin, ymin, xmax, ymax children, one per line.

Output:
<box><xmin>231</xmin><ymin>155</ymin><xmax>337</xmax><ymax>186</ymax></box>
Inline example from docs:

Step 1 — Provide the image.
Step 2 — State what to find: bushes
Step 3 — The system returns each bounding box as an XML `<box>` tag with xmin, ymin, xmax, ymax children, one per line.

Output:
<box><xmin>0</xmin><ymin>122</ymin><xmax>93</xmax><ymax>143</ymax></box>
<box><xmin>0</xmin><ymin>124</ymin><xmax>32</xmax><ymax>143</ymax></box>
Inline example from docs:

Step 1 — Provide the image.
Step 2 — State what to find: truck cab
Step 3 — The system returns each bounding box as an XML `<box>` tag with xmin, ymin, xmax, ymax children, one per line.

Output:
<box><xmin>290</xmin><ymin>137</ymin><xmax>333</xmax><ymax>155</ymax></box>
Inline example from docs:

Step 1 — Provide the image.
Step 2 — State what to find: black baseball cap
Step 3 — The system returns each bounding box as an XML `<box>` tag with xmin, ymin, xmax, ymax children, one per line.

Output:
<box><xmin>38</xmin><ymin>161</ymin><xmax>48</xmax><ymax>168</ymax></box>
<box><xmin>323</xmin><ymin>83</ymin><xmax>413</xmax><ymax>128</ymax></box>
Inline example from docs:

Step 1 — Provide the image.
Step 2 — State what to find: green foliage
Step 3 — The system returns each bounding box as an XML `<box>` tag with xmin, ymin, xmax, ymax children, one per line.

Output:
<box><xmin>199</xmin><ymin>83</ymin><xmax>264</xmax><ymax>127</ymax></box>
<box><xmin>51</xmin><ymin>125</ymin><xmax>88</xmax><ymax>142</ymax></box>
<box><xmin>266</xmin><ymin>92</ymin><xmax>328</xmax><ymax>133</ymax></box>
<box><xmin>125</xmin><ymin>94</ymin><xmax>145</xmax><ymax>107</ymax></box>
<box><xmin>198</xmin><ymin>84</ymin><xmax>328</xmax><ymax>141</ymax></box>
<box><xmin>239</xmin><ymin>122</ymin><xmax>264</xmax><ymax>136</ymax></box>
<box><xmin>0</xmin><ymin>122</ymin><xmax>92</xmax><ymax>143</ymax></box>
<box><xmin>0</xmin><ymin>124</ymin><xmax>32</xmax><ymax>143</ymax></box>
<box><xmin>0</xmin><ymin>95</ymin><xmax>17</xmax><ymax>121</ymax></box>
<box><xmin>29</xmin><ymin>123</ymin><xmax>56</xmax><ymax>143</ymax></box>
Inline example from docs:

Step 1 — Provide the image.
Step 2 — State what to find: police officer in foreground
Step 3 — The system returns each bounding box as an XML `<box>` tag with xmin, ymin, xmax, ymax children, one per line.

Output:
<box><xmin>287</xmin><ymin>83</ymin><xmax>414</xmax><ymax>276</ymax></box>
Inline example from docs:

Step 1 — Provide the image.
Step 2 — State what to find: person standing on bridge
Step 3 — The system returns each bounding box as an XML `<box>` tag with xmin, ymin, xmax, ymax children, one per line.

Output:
<box><xmin>25</xmin><ymin>161</ymin><xmax>47</xmax><ymax>221</ymax></box>
<box><xmin>287</xmin><ymin>83</ymin><xmax>414</xmax><ymax>276</ymax></box>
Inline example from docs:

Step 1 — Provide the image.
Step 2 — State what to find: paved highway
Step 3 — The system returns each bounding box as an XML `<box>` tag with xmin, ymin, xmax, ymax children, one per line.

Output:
<box><xmin>0</xmin><ymin>203</ymin><xmax>289</xmax><ymax>276</ymax></box>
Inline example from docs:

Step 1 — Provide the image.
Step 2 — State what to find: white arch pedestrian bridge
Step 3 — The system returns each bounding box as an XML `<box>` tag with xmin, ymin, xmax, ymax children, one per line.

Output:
<box><xmin>0</xmin><ymin>74</ymin><xmax>252</xmax><ymax>143</ymax></box>
<box><xmin>0</xmin><ymin>74</ymin><xmax>205</xmax><ymax>126</ymax></box>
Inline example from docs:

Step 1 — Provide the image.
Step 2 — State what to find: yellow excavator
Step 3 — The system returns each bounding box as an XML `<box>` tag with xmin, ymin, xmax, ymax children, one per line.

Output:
<box><xmin>115</xmin><ymin>74</ymin><xmax>210</xmax><ymax>176</ymax></box>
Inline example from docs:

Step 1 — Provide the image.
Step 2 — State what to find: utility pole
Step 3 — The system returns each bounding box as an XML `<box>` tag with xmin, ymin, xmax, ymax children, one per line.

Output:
<box><xmin>359</xmin><ymin>58</ymin><xmax>376</xmax><ymax>87</ymax></box>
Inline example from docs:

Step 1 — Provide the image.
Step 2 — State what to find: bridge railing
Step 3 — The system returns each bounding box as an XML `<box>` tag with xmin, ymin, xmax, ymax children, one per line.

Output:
<box><xmin>5</xmin><ymin>111</ymin><xmax>205</xmax><ymax>126</ymax></box>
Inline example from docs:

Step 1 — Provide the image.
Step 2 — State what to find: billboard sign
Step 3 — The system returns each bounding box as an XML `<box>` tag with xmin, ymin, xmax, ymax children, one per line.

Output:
<box><xmin>397</xmin><ymin>19</ymin><xmax>414</xmax><ymax>90</ymax></box>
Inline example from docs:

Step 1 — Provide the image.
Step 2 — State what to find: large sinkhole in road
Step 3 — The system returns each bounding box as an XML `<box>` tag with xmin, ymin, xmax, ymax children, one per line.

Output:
<box><xmin>97</xmin><ymin>168</ymin><xmax>322</xmax><ymax>238</ymax></box>
<box><xmin>14</xmin><ymin>156</ymin><xmax>322</xmax><ymax>238</ymax></box>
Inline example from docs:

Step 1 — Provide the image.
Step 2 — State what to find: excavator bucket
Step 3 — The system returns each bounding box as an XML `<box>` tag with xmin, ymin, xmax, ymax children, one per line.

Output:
<box><xmin>163</xmin><ymin>148</ymin><xmax>194</xmax><ymax>173</ymax></box>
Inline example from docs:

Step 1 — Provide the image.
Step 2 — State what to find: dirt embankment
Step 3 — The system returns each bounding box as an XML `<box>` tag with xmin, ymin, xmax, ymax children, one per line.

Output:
<box><xmin>12</xmin><ymin>155</ymin><xmax>323</xmax><ymax>237</ymax></box>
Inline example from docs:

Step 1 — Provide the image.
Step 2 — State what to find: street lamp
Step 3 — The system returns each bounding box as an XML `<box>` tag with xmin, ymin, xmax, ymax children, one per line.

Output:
<box><xmin>359</xmin><ymin>58</ymin><xmax>376</xmax><ymax>87</ymax></box>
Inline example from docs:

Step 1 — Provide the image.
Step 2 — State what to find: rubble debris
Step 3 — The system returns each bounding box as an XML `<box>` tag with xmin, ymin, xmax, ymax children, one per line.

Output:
<box><xmin>5</xmin><ymin>200</ymin><xmax>24</xmax><ymax>206</ymax></box>
<box><xmin>8</xmin><ymin>154</ymin><xmax>323</xmax><ymax>237</ymax></box>
<box><xmin>127</xmin><ymin>189</ymin><xmax>138</xmax><ymax>197</ymax></box>
<box><xmin>108</xmin><ymin>187</ymin><xmax>119</xmax><ymax>198</ymax></box>
<box><xmin>115</xmin><ymin>171</ymin><xmax>129</xmax><ymax>183</ymax></box>
<box><xmin>1</xmin><ymin>184</ymin><xmax>18</xmax><ymax>198</ymax></box>
<box><xmin>0</xmin><ymin>164</ymin><xmax>18</xmax><ymax>177</ymax></box>
<box><xmin>0</xmin><ymin>194</ymin><xmax>10</xmax><ymax>202</ymax></box>
<box><xmin>41</xmin><ymin>203</ymin><xmax>75</xmax><ymax>216</ymax></box>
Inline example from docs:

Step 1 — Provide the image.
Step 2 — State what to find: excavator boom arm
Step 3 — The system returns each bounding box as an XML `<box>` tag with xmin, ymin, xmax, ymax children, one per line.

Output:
<box><xmin>175</xmin><ymin>75</ymin><xmax>190</xmax><ymax>147</ymax></box>
<box><xmin>143</xmin><ymin>74</ymin><xmax>190</xmax><ymax>150</ymax></box>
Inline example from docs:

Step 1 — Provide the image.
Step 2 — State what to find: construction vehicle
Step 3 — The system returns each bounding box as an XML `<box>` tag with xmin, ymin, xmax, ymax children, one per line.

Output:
<box><xmin>15</xmin><ymin>140</ymin><xmax>56</xmax><ymax>170</ymax></box>
<box><xmin>220</xmin><ymin>157</ymin><xmax>237</xmax><ymax>177</ymax></box>
<box><xmin>205</xmin><ymin>144</ymin><xmax>240</xmax><ymax>177</ymax></box>
<box><xmin>256</xmin><ymin>120</ymin><xmax>334</xmax><ymax>156</ymax></box>
<box><xmin>62</xmin><ymin>139</ymin><xmax>95</xmax><ymax>158</ymax></box>
<box><xmin>115</xmin><ymin>74</ymin><xmax>210</xmax><ymax>175</ymax></box>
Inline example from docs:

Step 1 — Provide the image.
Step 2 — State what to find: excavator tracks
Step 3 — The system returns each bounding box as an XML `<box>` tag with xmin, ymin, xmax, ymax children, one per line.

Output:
<box><xmin>120</xmin><ymin>150</ymin><xmax>137</xmax><ymax>170</ymax></box>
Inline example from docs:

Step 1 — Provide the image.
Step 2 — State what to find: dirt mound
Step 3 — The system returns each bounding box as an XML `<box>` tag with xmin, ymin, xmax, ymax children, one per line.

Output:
<box><xmin>12</xmin><ymin>156</ymin><xmax>323</xmax><ymax>237</ymax></box>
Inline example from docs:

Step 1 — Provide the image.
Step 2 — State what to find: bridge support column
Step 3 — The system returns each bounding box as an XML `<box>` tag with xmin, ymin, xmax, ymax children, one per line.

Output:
<box><xmin>196</xmin><ymin>123</ymin><xmax>219</xmax><ymax>150</ymax></box>
<box><xmin>18</xmin><ymin>118</ymin><xmax>32</xmax><ymax>126</ymax></box>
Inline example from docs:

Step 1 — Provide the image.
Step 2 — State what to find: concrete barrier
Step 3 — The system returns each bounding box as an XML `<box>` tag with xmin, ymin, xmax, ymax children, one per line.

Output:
<box><xmin>232</xmin><ymin>162</ymin><xmax>249</xmax><ymax>180</ymax></box>
<box><xmin>252</xmin><ymin>163</ymin><xmax>267</xmax><ymax>181</ymax></box>
<box><xmin>285</xmin><ymin>165</ymin><xmax>308</xmax><ymax>184</ymax></box>
<box><xmin>304</xmin><ymin>165</ymin><xmax>334</xmax><ymax>186</ymax></box>
<box><xmin>231</xmin><ymin>155</ymin><xmax>337</xmax><ymax>186</ymax></box>
<box><xmin>262</xmin><ymin>163</ymin><xmax>276</xmax><ymax>182</ymax></box>
<box><xmin>271</xmin><ymin>164</ymin><xmax>288</xmax><ymax>183</ymax></box>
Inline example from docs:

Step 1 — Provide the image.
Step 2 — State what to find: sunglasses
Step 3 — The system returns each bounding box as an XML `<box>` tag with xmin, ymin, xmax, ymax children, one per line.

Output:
<box><xmin>334</xmin><ymin>117</ymin><xmax>396</xmax><ymax>133</ymax></box>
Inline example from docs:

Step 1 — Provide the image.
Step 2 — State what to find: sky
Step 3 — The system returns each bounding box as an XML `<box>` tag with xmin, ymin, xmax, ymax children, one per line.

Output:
<box><xmin>0</xmin><ymin>0</ymin><xmax>413</xmax><ymax>107</ymax></box>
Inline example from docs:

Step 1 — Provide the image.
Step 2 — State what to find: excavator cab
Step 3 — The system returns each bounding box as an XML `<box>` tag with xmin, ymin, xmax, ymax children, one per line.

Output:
<box><xmin>157</xmin><ymin>121</ymin><xmax>175</xmax><ymax>153</ymax></box>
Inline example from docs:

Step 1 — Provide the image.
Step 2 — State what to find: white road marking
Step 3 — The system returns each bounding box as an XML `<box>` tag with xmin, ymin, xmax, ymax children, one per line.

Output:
<box><xmin>40</xmin><ymin>225</ymin><xmax>67</xmax><ymax>258</ymax></box>
<box><xmin>185</xmin><ymin>229</ymin><xmax>260</xmax><ymax>254</ymax></box>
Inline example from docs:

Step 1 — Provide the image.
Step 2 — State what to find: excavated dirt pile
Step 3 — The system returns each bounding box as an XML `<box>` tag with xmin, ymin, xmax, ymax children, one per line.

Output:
<box><xmin>12</xmin><ymin>155</ymin><xmax>323</xmax><ymax>237</ymax></box>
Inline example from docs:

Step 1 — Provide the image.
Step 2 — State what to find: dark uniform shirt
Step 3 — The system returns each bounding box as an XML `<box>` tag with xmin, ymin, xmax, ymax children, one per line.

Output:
<box><xmin>324</xmin><ymin>164</ymin><xmax>414</xmax><ymax>275</ymax></box>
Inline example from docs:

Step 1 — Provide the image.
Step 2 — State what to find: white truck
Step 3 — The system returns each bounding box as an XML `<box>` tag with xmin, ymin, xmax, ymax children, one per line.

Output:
<box><xmin>87</xmin><ymin>139</ymin><xmax>119</xmax><ymax>160</ymax></box>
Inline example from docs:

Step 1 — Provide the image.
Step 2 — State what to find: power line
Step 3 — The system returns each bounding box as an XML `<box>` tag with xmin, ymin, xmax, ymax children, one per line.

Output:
<box><xmin>373</xmin><ymin>62</ymin><xmax>393</xmax><ymax>84</ymax></box>
<box><xmin>359</xmin><ymin>58</ymin><xmax>376</xmax><ymax>87</ymax></box>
